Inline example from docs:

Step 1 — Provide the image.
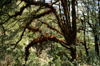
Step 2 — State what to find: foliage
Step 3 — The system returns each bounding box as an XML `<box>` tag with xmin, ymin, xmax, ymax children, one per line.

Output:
<box><xmin>0</xmin><ymin>0</ymin><xmax>100</xmax><ymax>66</ymax></box>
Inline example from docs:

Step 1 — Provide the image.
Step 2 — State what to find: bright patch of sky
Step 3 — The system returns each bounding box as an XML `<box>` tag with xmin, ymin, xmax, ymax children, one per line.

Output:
<box><xmin>36</xmin><ymin>0</ymin><xmax>59</xmax><ymax>9</ymax></box>
<box><xmin>23</xmin><ymin>0</ymin><xmax>99</xmax><ymax>16</ymax></box>
<box><xmin>36</xmin><ymin>0</ymin><xmax>54</xmax><ymax>3</ymax></box>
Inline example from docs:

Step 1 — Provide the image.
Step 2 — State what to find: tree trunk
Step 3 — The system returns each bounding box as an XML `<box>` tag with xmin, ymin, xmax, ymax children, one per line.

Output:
<box><xmin>94</xmin><ymin>35</ymin><xmax>99</xmax><ymax>55</ymax></box>
<box><xmin>70</xmin><ymin>45</ymin><xmax>76</xmax><ymax>61</ymax></box>
<box><xmin>84</xmin><ymin>41</ymin><xmax>88</xmax><ymax>56</ymax></box>
<box><xmin>71</xmin><ymin>0</ymin><xmax>77</xmax><ymax>61</ymax></box>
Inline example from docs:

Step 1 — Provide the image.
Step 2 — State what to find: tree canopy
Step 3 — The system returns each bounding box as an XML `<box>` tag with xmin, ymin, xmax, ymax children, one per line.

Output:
<box><xmin>0</xmin><ymin>0</ymin><xmax>100</xmax><ymax>66</ymax></box>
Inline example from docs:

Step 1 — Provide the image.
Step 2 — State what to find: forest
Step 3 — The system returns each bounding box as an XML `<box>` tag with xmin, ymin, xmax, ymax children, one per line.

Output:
<box><xmin>0</xmin><ymin>0</ymin><xmax>100</xmax><ymax>66</ymax></box>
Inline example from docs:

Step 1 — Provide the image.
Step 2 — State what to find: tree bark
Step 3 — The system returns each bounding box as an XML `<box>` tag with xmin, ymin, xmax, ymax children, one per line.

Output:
<box><xmin>94</xmin><ymin>35</ymin><xmax>99</xmax><ymax>55</ymax></box>
<box><xmin>71</xmin><ymin>0</ymin><xmax>77</xmax><ymax>61</ymax></box>
<box><xmin>70</xmin><ymin>45</ymin><xmax>76</xmax><ymax>61</ymax></box>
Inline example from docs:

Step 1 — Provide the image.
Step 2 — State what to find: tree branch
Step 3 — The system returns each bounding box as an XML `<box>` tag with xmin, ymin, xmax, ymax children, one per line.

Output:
<box><xmin>39</xmin><ymin>20</ymin><xmax>63</xmax><ymax>35</ymax></box>
<box><xmin>13</xmin><ymin>28</ymin><xmax>26</xmax><ymax>49</ymax></box>
<box><xmin>14</xmin><ymin>9</ymin><xmax>52</xmax><ymax>49</ymax></box>
<box><xmin>61</xmin><ymin>0</ymin><xmax>70</xmax><ymax>26</ymax></box>
<box><xmin>25</xmin><ymin>35</ymin><xmax>70</xmax><ymax>61</ymax></box>
<box><xmin>26</xmin><ymin>26</ymin><xmax>44</xmax><ymax>36</ymax></box>
<box><xmin>0</xmin><ymin>3</ymin><xmax>30</xmax><ymax>25</ymax></box>
<box><xmin>22</xmin><ymin>0</ymin><xmax>64</xmax><ymax>35</ymax></box>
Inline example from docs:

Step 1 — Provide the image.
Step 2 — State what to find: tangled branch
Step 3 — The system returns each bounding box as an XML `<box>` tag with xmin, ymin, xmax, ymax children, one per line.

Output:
<box><xmin>25</xmin><ymin>35</ymin><xmax>70</xmax><ymax>61</ymax></box>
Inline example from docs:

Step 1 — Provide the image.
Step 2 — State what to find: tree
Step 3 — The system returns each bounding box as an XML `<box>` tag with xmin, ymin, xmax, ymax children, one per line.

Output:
<box><xmin>0</xmin><ymin>0</ymin><xmax>77</xmax><ymax>62</ymax></box>
<box><xmin>21</xmin><ymin>0</ymin><xmax>77</xmax><ymax>62</ymax></box>
<box><xmin>82</xmin><ymin>0</ymin><xmax>100</xmax><ymax>55</ymax></box>
<box><xmin>0</xmin><ymin>0</ymin><xmax>100</xmax><ymax>65</ymax></box>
